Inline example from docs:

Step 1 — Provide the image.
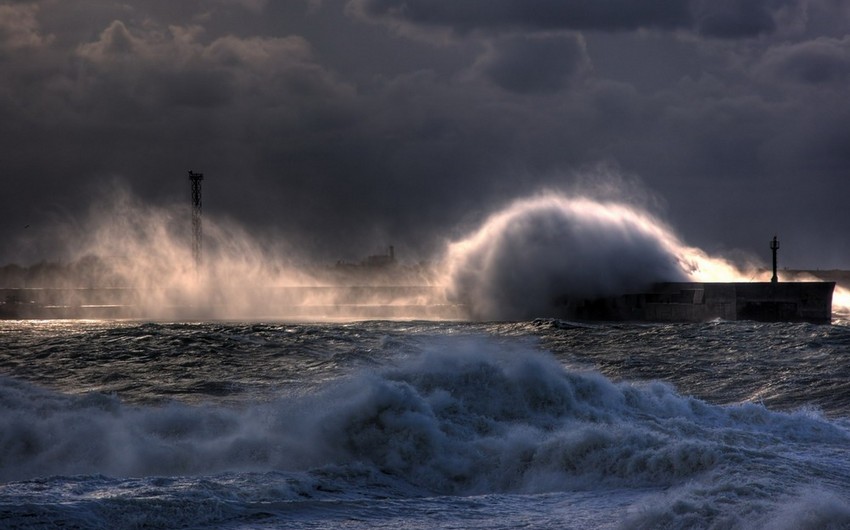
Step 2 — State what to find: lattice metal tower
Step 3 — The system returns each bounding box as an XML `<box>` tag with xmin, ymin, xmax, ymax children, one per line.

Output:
<box><xmin>189</xmin><ymin>171</ymin><xmax>204</xmax><ymax>268</ymax></box>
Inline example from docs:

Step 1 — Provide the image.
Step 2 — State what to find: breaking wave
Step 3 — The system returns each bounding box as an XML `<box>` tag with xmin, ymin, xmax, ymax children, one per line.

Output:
<box><xmin>440</xmin><ymin>192</ymin><xmax>850</xmax><ymax>320</ymax></box>
<box><xmin>441</xmin><ymin>194</ymin><xmax>748</xmax><ymax>320</ymax></box>
<box><xmin>2</xmin><ymin>338</ymin><xmax>847</xmax><ymax>498</ymax></box>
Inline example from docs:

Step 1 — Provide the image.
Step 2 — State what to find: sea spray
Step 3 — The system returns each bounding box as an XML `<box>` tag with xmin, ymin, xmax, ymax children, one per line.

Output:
<box><xmin>438</xmin><ymin>192</ymin><xmax>839</xmax><ymax>321</ymax></box>
<box><xmin>3</xmin><ymin>337</ymin><xmax>847</xmax><ymax>496</ymax></box>
<box><xmin>15</xmin><ymin>185</ymin><xmax>847</xmax><ymax>320</ymax></box>
<box><xmin>30</xmin><ymin>187</ymin><xmax>447</xmax><ymax>319</ymax></box>
<box><xmin>441</xmin><ymin>194</ymin><xmax>691</xmax><ymax>320</ymax></box>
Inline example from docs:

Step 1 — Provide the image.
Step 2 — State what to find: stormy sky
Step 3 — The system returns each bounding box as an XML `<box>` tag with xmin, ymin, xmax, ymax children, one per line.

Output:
<box><xmin>2</xmin><ymin>0</ymin><xmax>849</xmax><ymax>269</ymax></box>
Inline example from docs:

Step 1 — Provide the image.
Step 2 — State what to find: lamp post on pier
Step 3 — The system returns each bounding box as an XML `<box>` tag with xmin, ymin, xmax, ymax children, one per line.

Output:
<box><xmin>770</xmin><ymin>236</ymin><xmax>780</xmax><ymax>283</ymax></box>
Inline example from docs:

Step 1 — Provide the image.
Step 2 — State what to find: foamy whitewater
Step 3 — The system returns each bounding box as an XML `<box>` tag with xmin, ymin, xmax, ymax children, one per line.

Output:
<box><xmin>3</xmin><ymin>191</ymin><xmax>850</xmax><ymax>528</ymax></box>
<box><xmin>2</xmin><ymin>319</ymin><xmax>850</xmax><ymax>529</ymax></box>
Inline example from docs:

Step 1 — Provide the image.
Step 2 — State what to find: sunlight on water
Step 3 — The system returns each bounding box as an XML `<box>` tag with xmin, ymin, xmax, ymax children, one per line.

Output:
<box><xmin>832</xmin><ymin>286</ymin><xmax>850</xmax><ymax>316</ymax></box>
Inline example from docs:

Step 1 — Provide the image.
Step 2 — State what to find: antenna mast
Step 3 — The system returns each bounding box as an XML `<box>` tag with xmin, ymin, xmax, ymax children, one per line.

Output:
<box><xmin>189</xmin><ymin>171</ymin><xmax>204</xmax><ymax>269</ymax></box>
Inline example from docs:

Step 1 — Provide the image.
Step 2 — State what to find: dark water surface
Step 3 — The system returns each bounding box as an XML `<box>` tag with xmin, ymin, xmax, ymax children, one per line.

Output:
<box><xmin>2</xmin><ymin>319</ymin><xmax>849</xmax><ymax>529</ymax></box>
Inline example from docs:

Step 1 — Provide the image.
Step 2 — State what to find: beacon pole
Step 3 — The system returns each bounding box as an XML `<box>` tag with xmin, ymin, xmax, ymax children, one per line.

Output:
<box><xmin>770</xmin><ymin>236</ymin><xmax>779</xmax><ymax>283</ymax></box>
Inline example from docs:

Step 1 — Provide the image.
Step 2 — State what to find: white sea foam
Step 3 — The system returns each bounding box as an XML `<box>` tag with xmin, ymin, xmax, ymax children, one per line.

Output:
<box><xmin>761</xmin><ymin>490</ymin><xmax>850</xmax><ymax>530</ymax></box>
<box><xmin>2</xmin><ymin>338</ymin><xmax>847</xmax><ymax>503</ymax></box>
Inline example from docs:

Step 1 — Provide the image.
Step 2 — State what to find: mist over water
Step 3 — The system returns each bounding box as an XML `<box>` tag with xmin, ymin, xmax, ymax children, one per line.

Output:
<box><xmin>50</xmin><ymin>191</ymin><xmax>448</xmax><ymax>320</ymax></box>
<box><xmin>15</xmin><ymin>187</ymin><xmax>847</xmax><ymax>320</ymax></box>
<box><xmin>70</xmin><ymin>194</ymin><xmax>314</xmax><ymax>317</ymax></box>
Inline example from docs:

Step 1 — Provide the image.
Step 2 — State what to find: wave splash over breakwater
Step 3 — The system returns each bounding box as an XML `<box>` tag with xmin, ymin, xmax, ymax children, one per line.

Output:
<box><xmin>10</xmin><ymin>186</ymin><xmax>848</xmax><ymax>321</ymax></box>
<box><xmin>443</xmin><ymin>194</ymin><xmax>735</xmax><ymax>320</ymax></box>
<box><xmin>442</xmin><ymin>192</ymin><xmax>850</xmax><ymax>320</ymax></box>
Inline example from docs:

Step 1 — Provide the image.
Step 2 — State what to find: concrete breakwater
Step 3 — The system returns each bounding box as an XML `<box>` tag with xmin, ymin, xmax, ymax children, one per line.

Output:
<box><xmin>0</xmin><ymin>282</ymin><xmax>837</xmax><ymax>323</ymax></box>
<box><xmin>570</xmin><ymin>282</ymin><xmax>835</xmax><ymax>324</ymax></box>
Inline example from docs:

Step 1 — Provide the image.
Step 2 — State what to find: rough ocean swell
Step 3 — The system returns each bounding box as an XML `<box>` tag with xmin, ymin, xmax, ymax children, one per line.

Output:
<box><xmin>1</xmin><ymin>320</ymin><xmax>850</xmax><ymax>529</ymax></box>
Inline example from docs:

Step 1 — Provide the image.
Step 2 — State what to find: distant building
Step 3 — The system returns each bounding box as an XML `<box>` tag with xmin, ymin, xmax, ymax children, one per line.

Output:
<box><xmin>363</xmin><ymin>246</ymin><xmax>395</xmax><ymax>268</ymax></box>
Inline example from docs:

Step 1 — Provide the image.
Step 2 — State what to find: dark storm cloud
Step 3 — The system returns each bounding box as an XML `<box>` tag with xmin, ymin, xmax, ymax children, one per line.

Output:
<box><xmin>0</xmin><ymin>3</ymin><xmax>49</xmax><ymax>50</ymax></box>
<box><xmin>690</xmin><ymin>0</ymin><xmax>786</xmax><ymax>38</ymax></box>
<box><xmin>1</xmin><ymin>0</ymin><xmax>849</xmax><ymax>269</ymax></box>
<box><xmin>349</xmin><ymin>0</ymin><xmax>801</xmax><ymax>38</ymax></box>
<box><xmin>349</xmin><ymin>0</ymin><xmax>692</xmax><ymax>33</ymax></box>
<box><xmin>759</xmin><ymin>36</ymin><xmax>850</xmax><ymax>84</ymax></box>
<box><xmin>0</xmin><ymin>2</ymin><xmax>360</xmax><ymax>261</ymax></box>
<box><xmin>472</xmin><ymin>33</ymin><xmax>590</xmax><ymax>94</ymax></box>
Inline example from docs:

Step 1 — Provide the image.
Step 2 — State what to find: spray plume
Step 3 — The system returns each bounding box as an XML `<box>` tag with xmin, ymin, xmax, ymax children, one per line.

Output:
<box><xmin>47</xmin><ymin>189</ymin><xmax>449</xmax><ymax>320</ymax></box>
<box><xmin>441</xmin><ymin>194</ymin><xmax>687</xmax><ymax>320</ymax></box>
<box><xmin>12</xmin><ymin>186</ymin><xmax>848</xmax><ymax>321</ymax></box>
<box><xmin>439</xmin><ymin>192</ymin><xmax>839</xmax><ymax>320</ymax></box>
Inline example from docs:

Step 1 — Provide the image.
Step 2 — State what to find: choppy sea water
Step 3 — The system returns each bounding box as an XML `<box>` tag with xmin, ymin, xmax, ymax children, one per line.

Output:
<box><xmin>1</xmin><ymin>318</ymin><xmax>850</xmax><ymax>529</ymax></box>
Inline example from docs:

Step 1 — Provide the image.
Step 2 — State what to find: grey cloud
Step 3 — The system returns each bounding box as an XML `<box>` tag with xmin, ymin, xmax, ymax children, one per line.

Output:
<box><xmin>77</xmin><ymin>19</ymin><xmax>136</xmax><ymax>58</ymax></box>
<box><xmin>759</xmin><ymin>36</ymin><xmax>850</xmax><ymax>84</ymax></box>
<box><xmin>0</xmin><ymin>3</ymin><xmax>52</xmax><ymax>50</ymax></box>
<box><xmin>212</xmin><ymin>0</ymin><xmax>268</xmax><ymax>14</ymax></box>
<box><xmin>472</xmin><ymin>33</ymin><xmax>590</xmax><ymax>94</ymax></box>
<box><xmin>1</xmin><ymin>0</ymin><xmax>850</xmax><ymax>270</ymax></box>
<box><xmin>0</xmin><ymin>10</ymin><xmax>360</xmax><ymax>261</ymax></box>
<box><xmin>67</xmin><ymin>19</ymin><xmax>354</xmax><ymax>118</ymax></box>
<box><xmin>348</xmin><ymin>0</ymin><xmax>692</xmax><ymax>34</ymax></box>
<box><xmin>691</xmin><ymin>0</ymin><xmax>780</xmax><ymax>38</ymax></box>
<box><xmin>349</xmin><ymin>0</ymin><xmax>804</xmax><ymax>39</ymax></box>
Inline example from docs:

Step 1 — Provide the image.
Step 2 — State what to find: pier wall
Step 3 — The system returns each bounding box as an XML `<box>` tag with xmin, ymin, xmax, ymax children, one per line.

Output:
<box><xmin>573</xmin><ymin>282</ymin><xmax>835</xmax><ymax>324</ymax></box>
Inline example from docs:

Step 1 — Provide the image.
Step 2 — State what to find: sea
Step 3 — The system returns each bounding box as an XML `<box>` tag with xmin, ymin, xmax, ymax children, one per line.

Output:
<box><xmin>2</xmin><ymin>317</ymin><xmax>850</xmax><ymax>529</ymax></box>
